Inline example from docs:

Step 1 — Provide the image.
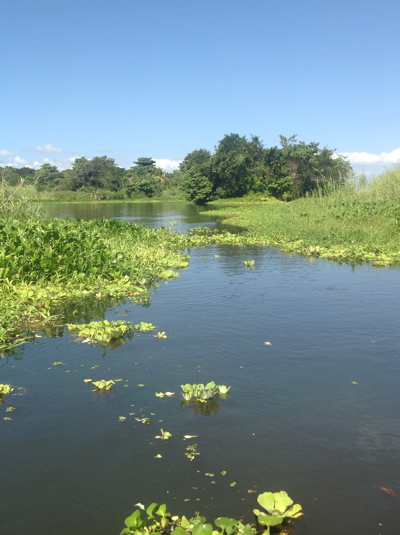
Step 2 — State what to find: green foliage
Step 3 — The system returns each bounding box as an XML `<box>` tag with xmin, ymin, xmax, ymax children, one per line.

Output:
<box><xmin>243</xmin><ymin>260</ymin><xmax>255</xmax><ymax>268</ymax></box>
<box><xmin>154</xmin><ymin>331</ymin><xmax>167</xmax><ymax>339</ymax></box>
<box><xmin>180</xmin><ymin>133</ymin><xmax>351</xmax><ymax>202</ymax></box>
<box><xmin>89</xmin><ymin>379</ymin><xmax>115</xmax><ymax>391</ymax></box>
<box><xmin>0</xmin><ymin>213</ymin><xmax>188</xmax><ymax>351</ymax></box>
<box><xmin>179</xmin><ymin>149</ymin><xmax>212</xmax><ymax>174</ymax></box>
<box><xmin>133</xmin><ymin>322</ymin><xmax>155</xmax><ymax>332</ymax></box>
<box><xmin>200</xmin><ymin>185</ymin><xmax>400</xmax><ymax>266</ymax></box>
<box><xmin>180</xmin><ymin>382</ymin><xmax>231</xmax><ymax>402</ymax></box>
<box><xmin>67</xmin><ymin>320</ymin><xmax>134</xmax><ymax>347</ymax></box>
<box><xmin>0</xmin><ymin>383</ymin><xmax>14</xmax><ymax>402</ymax></box>
<box><xmin>120</xmin><ymin>494</ymin><xmax>302</xmax><ymax>535</ymax></box>
<box><xmin>254</xmin><ymin>491</ymin><xmax>303</xmax><ymax>534</ymax></box>
<box><xmin>181</xmin><ymin>168</ymin><xmax>214</xmax><ymax>204</ymax></box>
<box><xmin>155</xmin><ymin>428</ymin><xmax>172</xmax><ymax>440</ymax></box>
<box><xmin>125</xmin><ymin>157</ymin><xmax>164</xmax><ymax>198</ymax></box>
<box><xmin>70</xmin><ymin>156</ymin><xmax>125</xmax><ymax>191</ymax></box>
<box><xmin>210</xmin><ymin>134</ymin><xmax>264</xmax><ymax>198</ymax></box>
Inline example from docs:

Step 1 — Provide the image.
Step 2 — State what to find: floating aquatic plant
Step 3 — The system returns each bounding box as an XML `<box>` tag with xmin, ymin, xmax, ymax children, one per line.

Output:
<box><xmin>180</xmin><ymin>382</ymin><xmax>231</xmax><ymax>402</ymax></box>
<box><xmin>86</xmin><ymin>379</ymin><xmax>115</xmax><ymax>391</ymax></box>
<box><xmin>120</xmin><ymin>492</ymin><xmax>303</xmax><ymax>535</ymax></box>
<box><xmin>253</xmin><ymin>491</ymin><xmax>303</xmax><ymax>534</ymax></box>
<box><xmin>0</xmin><ymin>384</ymin><xmax>14</xmax><ymax>403</ymax></box>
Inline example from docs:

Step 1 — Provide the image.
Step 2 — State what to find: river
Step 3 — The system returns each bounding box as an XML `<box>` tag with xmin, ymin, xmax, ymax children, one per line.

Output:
<box><xmin>1</xmin><ymin>201</ymin><xmax>399</xmax><ymax>535</ymax></box>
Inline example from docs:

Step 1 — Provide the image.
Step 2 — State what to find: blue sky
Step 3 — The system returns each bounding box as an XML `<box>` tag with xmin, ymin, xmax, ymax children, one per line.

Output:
<box><xmin>2</xmin><ymin>0</ymin><xmax>399</xmax><ymax>175</ymax></box>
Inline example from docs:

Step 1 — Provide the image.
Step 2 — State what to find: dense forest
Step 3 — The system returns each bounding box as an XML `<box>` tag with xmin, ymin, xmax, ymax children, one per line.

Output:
<box><xmin>1</xmin><ymin>134</ymin><xmax>352</xmax><ymax>202</ymax></box>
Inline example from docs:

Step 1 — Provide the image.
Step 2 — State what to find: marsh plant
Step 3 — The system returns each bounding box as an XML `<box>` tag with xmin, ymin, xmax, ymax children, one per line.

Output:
<box><xmin>66</xmin><ymin>320</ymin><xmax>156</xmax><ymax>348</ymax></box>
<box><xmin>0</xmin><ymin>383</ymin><xmax>14</xmax><ymax>403</ymax></box>
<box><xmin>84</xmin><ymin>379</ymin><xmax>115</xmax><ymax>392</ymax></box>
<box><xmin>180</xmin><ymin>382</ymin><xmax>231</xmax><ymax>402</ymax></box>
<box><xmin>253</xmin><ymin>491</ymin><xmax>303</xmax><ymax>534</ymax></box>
<box><xmin>120</xmin><ymin>492</ymin><xmax>302</xmax><ymax>535</ymax></box>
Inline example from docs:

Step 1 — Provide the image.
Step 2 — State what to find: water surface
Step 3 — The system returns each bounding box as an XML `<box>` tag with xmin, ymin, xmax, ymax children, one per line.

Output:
<box><xmin>1</xmin><ymin>202</ymin><xmax>399</xmax><ymax>535</ymax></box>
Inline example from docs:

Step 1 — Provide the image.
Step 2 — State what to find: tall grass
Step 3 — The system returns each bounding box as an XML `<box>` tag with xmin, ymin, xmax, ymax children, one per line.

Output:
<box><xmin>0</xmin><ymin>177</ymin><xmax>190</xmax><ymax>351</ymax></box>
<box><xmin>0</xmin><ymin>176</ymin><xmax>43</xmax><ymax>218</ymax></box>
<box><xmin>204</xmin><ymin>166</ymin><xmax>400</xmax><ymax>266</ymax></box>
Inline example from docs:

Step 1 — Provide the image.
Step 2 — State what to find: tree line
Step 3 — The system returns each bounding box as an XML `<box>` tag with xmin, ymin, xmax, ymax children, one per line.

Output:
<box><xmin>1</xmin><ymin>134</ymin><xmax>352</xmax><ymax>202</ymax></box>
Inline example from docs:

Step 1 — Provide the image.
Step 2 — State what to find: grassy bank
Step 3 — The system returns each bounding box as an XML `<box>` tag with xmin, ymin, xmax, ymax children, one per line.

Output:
<box><xmin>199</xmin><ymin>168</ymin><xmax>400</xmax><ymax>267</ymax></box>
<box><xmin>0</xmin><ymin>213</ymin><xmax>189</xmax><ymax>351</ymax></box>
<box><xmin>1</xmin><ymin>167</ymin><xmax>399</xmax><ymax>352</ymax></box>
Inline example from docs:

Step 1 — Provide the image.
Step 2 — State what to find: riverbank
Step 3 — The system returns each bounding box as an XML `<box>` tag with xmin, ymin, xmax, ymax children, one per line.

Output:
<box><xmin>0</xmin><ymin>216</ymin><xmax>189</xmax><ymax>352</ymax></box>
<box><xmin>1</xmin><ymin>167</ymin><xmax>399</xmax><ymax>352</ymax></box>
<box><xmin>200</xmin><ymin>168</ymin><xmax>400</xmax><ymax>267</ymax></box>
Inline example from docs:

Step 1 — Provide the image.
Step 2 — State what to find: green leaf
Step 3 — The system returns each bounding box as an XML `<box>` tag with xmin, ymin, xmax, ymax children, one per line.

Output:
<box><xmin>214</xmin><ymin>517</ymin><xmax>237</xmax><ymax>534</ymax></box>
<box><xmin>180</xmin><ymin>516</ymin><xmax>191</xmax><ymax>529</ymax></box>
<box><xmin>257</xmin><ymin>492</ymin><xmax>275</xmax><ymax>514</ymax></box>
<box><xmin>146</xmin><ymin>502</ymin><xmax>159</xmax><ymax>518</ymax></box>
<box><xmin>124</xmin><ymin>509</ymin><xmax>143</xmax><ymax>528</ymax></box>
<box><xmin>173</xmin><ymin>528</ymin><xmax>190</xmax><ymax>535</ymax></box>
<box><xmin>156</xmin><ymin>503</ymin><xmax>167</xmax><ymax>516</ymax></box>
<box><xmin>285</xmin><ymin>503</ymin><xmax>303</xmax><ymax>518</ymax></box>
<box><xmin>272</xmin><ymin>491</ymin><xmax>293</xmax><ymax>514</ymax></box>
<box><xmin>256</xmin><ymin>514</ymin><xmax>284</xmax><ymax>527</ymax></box>
<box><xmin>192</xmin><ymin>523</ymin><xmax>213</xmax><ymax>535</ymax></box>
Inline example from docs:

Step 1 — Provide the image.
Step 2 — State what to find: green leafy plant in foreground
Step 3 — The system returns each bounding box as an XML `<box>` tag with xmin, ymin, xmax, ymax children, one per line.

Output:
<box><xmin>253</xmin><ymin>491</ymin><xmax>303</xmax><ymax>534</ymax></box>
<box><xmin>244</xmin><ymin>260</ymin><xmax>255</xmax><ymax>268</ymax></box>
<box><xmin>120</xmin><ymin>493</ymin><xmax>303</xmax><ymax>535</ymax></box>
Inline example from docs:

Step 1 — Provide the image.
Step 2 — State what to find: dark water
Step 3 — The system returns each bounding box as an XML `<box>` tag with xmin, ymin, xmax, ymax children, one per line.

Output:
<box><xmin>1</xmin><ymin>202</ymin><xmax>399</xmax><ymax>535</ymax></box>
<box><xmin>42</xmin><ymin>200</ymin><xmax>231</xmax><ymax>233</ymax></box>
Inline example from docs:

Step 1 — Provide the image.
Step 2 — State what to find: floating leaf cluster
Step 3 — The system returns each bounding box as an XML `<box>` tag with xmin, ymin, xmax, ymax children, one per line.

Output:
<box><xmin>181</xmin><ymin>382</ymin><xmax>231</xmax><ymax>402</ymax></box>
<box><xmin>120</xmin><ymin>493</ymin><xmax>303</xmax><ymax>535</ymax></box>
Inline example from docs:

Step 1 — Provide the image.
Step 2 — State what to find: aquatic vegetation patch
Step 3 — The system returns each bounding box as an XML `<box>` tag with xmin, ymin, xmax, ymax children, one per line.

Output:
<box><xmin>84</xmin><ymin>379</ymin><xmax>115</xmax><ymax>391</ymax></box>
<box><xmin>120</xmin><ymin>493</ymin><xmax>303</xmax><ymax>535</ymax></box>
<box><xmin>154</xmin><ymin>331</ymin><xmax>167</xmax><ymax>339</ymax></box>
<box><xmin>181</xmin><ymin>382</ymin><xmax>231</xmax><ymax>402</ymax></box>
<box><xmin>199</xmin><ymin>193</ymin><xmax>400</xmax><ymax>266</ymax></box>
<box><xmin>0</xmin><ymin>383</ymin><xmax>14</xmax><ymax>402</ymax></box>
<box><xmin>0</xmin><ymin>216</ymin><xmax>189</xmax><ymax>351</ymax></box>
<box><xmin>66</xmin><ymin>319</ymin><xmax>135</xmax><ymax>347</ymax></box>
<box><xmin>254</xmin><ymin>491</ymin><xmax>303</xmax><ymax>533</ymax></box>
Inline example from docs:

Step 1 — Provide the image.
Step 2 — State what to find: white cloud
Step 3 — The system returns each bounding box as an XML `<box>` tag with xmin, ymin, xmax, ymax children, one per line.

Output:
<box><xmin>340</xmin><ymin>147</ymin><xmax>400</xmax><ymax>176</ymax></box>
<box><xmin>0</xmin><ymin>149</ymin><xmax>13</xmax><ymax>156</ymax></box>
<box><xmin>154</xmin><ymin>158</ymin><xmax>182</xmax><ymax>172</ymax></box>
<box><xmin>340</xmin><ymin>147</ymin><xmax>400</xmax><ymax>165</ymax></box>
<box><xmin>35</xmin><ymin>144</ymin><xmax>62</xmax><ymax>154</ymax></box>
<box><xmin>11</xmin><ymin>156</ymin><xmax>29</xmax><ymax>166</ymax></box>
<box><xmin>32</xmin><ymin>157</ymin><xmax>77</xmax><ymax>171</ymax></box>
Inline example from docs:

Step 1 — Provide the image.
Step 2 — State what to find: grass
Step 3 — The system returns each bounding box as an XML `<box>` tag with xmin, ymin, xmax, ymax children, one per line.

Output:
<box><xmin>198</xmin><ymin>166</ymin><xmax>400</xmax><ymax>266</ymax></box>
<box><xmin>0</xmin><ymin>180</ymin><xmax>190</xmax><ymax>351</ymax></box>
<box><xmin>1</xmin><ymin>166</ymin><xmax>399</xmax><ymax>352</ymax></box>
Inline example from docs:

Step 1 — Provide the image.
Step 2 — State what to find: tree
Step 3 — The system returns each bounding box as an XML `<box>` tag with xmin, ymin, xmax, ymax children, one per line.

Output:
<box><xmin>179</xmin><ymin>149</ymin><xmax>211</xmax><ymax>174</ymax></box>
<box><xmin>125</xmin><ymin>157</ymin><xmax>162</xmax><ymax>198</ymax></box>
<box><xmin>70</xmin><ymin>156</ymin><xmax>124</xmax><ymax>190</ymax></box>
<box><xmin>34</xmin><ymin>163</ymin><xmax>62</xmax><ymax>191</ymax></box>
<box><xmin>134</xmin><ymin>157</ymin><xmax>156</xmax><ymax>169</ymax></box>
<box><xmin>277</xmin><ymin>135</ymin><xmax>351</xmax><ymax>197</ymax></box>
<box><xmin>210</xmin><ymin>134</ymin><xmax>264</xmax><ymax>197</ymax></box>
<box><xmin>181</xmin><ymin>167</ymin><xmax>213</xmax><ymax>204</ymax></box>
<box><xmin>1</xmin><ymin>166</ymin><xmax>35</xmax><ymax>186</ymax></box>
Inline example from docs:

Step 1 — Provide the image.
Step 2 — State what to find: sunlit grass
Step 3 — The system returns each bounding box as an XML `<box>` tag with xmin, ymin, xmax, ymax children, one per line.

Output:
<box><xmin>204</xmin><ymin>166</ymin><xmax>400</xmax><ymax>266</ymax></box>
